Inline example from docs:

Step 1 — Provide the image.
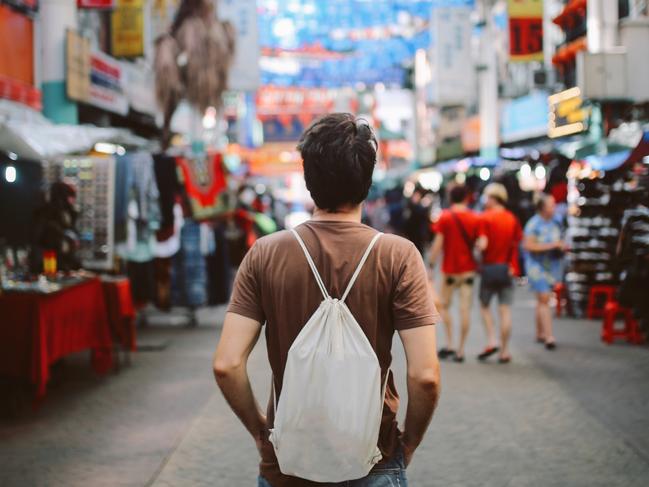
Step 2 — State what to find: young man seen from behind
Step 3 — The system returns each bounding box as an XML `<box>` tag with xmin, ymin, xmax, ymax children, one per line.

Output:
<box><xmin>213</xmin><ymin>113</ymin><xmax>441</xmax><ymax>487</ymax></box>
<box><xmin>429</xmin><ymin>185</ymin><xmax>479</xmax><ymax>362</ymax></box>
<box><xmin>476</xmin><ymin>183</ymin><xmax>522</xmax><ymax>363</ymax></box>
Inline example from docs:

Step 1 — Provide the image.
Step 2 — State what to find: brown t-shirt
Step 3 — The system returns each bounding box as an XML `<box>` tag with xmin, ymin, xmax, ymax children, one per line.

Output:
<box><xmin>228</xmin><ymin>220</ymin><xmax>439</xmax><ymax>487</ymax></box>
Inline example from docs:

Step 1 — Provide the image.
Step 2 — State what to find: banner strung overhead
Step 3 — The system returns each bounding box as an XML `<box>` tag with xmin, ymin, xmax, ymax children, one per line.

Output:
<box><xmin>508</xmin><ymin>0</ymin><xmax>544</xmax><ymax>63</ymax></box>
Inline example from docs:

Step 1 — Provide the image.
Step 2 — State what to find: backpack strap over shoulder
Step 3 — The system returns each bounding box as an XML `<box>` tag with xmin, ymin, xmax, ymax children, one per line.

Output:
<box><xmin>341</xmin><ymin>232</ymin><xmax>382</xmax><ymax>303</ymax></box>
<box><xmin>291</xmin><ymin>229</ymin><xmax>330</xmax><ymax>300</ymax></box>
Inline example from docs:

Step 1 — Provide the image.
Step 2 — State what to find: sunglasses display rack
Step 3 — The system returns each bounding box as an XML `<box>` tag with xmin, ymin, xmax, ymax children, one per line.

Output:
<box><xmin>43</xmin><ymin>157</ymin><xmax>116</xmax><ymax>271</ymax></box>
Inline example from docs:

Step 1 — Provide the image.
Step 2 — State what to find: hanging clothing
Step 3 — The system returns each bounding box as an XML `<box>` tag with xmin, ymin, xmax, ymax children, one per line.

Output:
<box><xmin>207</xmin><ymin>223</ymin><xmax>232</xmax><ymax>305</ymax></box>
<box><xmin>176</xmin><ymin>153</ymin><xmax>227</xmax><ymax>221</ymax></box>
<box><xmin>115</xmin><ymin>153</ymin><xmax>161</xmax><ymax>263</ymax></box>
<box><xmin>171</xmin><ymin>220</ymin><xmax>208</xmax><ymax>308</ymax></box>
<box><xmin>153</xmin><ymin>153</ymin><xmax>182</xmax><ymax>237</ymax></box>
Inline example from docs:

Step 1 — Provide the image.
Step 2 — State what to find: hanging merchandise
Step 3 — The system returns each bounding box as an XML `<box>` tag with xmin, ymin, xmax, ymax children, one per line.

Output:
<box><xmin>153</xmin><ymin>152</ymin><xmax>182</xmax><ymax>239</ymax></box>
<box><xmin>171</xmin><ymin>220</ymin><xmax>209</xmax><ymax>309</ymax></box>
<box><xmin>115</xmin><ymin>152</ymin><xmax>161</xmax><ymax>264</ymax></box>
<box><xmin>176</xmin><ymin>153</ymin><xmax>227</xmax><ymax>221</ymax></box>
<box><xmin>564</xmin><ymin>157</ymin><xmax>640</xmax><ymax>315</ymax></box>
<box><xmin>153</xmin><ymin>0</ymin><xmax>236</xmax><ymax>147</ymax></box>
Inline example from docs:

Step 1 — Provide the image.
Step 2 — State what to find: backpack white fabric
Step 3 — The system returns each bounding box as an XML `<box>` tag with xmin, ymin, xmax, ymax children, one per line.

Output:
<box><xmin>268</xmin><ymin>229</ymin><xmax>388</xmax><ymax>483</ymax></box>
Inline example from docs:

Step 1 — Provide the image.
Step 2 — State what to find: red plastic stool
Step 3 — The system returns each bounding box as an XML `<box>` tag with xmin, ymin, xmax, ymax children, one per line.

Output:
<box><xmin>586</xmin><ymin>285</ymin><xmax>616</xmax><ymax>319</ymax></box>
<box><xmin>601</xmin><ymin>301</ymin><xmax>644</xmax><ymax>345</ymax></box>
<box><xmin>553</xmin><ymin>283</ymin><xmax>566</xmax><ymax>317</ymax></box>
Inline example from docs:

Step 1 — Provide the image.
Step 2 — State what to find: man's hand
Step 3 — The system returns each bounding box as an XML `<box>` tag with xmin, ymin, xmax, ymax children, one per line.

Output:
<box><xmin>401</xmin><ymin>437</ymin><xmax>417</xmax><ymax>467</ymax></box>
<box><xmin>254</xmin><ymin>414</ymin><xmax>268</xmax><ymax>456</ymax></box>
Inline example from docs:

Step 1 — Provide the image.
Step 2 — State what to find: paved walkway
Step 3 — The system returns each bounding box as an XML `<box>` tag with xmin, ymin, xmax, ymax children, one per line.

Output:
<box><xmin>1</xmin><ymin>290</ymin><xmax>649</xmax><ymax>487</ymax></box>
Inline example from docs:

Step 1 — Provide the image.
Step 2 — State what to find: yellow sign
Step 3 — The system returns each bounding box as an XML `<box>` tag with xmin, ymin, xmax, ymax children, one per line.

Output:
<box><xmin>508</xmin><ymin>0</ymin><xmax>544</xmax><ymax>63</ymax></box>
<box><xmin>548</xmin><ymin>88</ymin><xmax>590</xmax><ymax>138</ymax></box>
<box><xmin>112</xmin><ymin>0</ymin><xmax>144</xmax><ymax>58</ymax></box>
<box><xmin>508</xmin><ymin>0</ymin><xmax>543</xmax><ymax>18</ymax></box>
<box><xmin>66</xmin><ymin>29</ymin><xmax>91</xmax><ymax>102</ymax></box>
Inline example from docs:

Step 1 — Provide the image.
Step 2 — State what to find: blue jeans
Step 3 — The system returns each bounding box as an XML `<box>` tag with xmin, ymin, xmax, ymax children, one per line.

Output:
<box><xmin>258</xmin><ymin>450</ymin><xmax>408</xmax><ymax>487</ymax></box>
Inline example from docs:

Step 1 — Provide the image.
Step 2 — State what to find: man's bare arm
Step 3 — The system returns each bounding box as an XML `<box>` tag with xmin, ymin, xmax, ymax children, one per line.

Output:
<box><xmin>213</xmin><ymin>312</ymin><xmax>266</xmax><ymax>448</ymax></box>
<box><xmin>429</xmin><ymin>233</ymin><xmax>444</xmax><ymax>269</ymax></box>
<box><xmin>398</xmin><ymin>325</ymin><xmax>441</xmax><ymax>465</ymax></box>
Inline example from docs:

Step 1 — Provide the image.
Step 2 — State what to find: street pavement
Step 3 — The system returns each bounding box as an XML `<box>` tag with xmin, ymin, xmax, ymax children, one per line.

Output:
<box><xmin>1</xmin><ymin>289</ymin><xmax>649</xmax><ymax>487</ymax></box>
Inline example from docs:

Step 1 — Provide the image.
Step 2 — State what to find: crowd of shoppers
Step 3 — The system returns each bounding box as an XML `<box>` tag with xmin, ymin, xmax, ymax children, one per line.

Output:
<box><xmin>428</xmin><ymin>182</ymin><xmax>566</xmax><ymax>364</ymax></box>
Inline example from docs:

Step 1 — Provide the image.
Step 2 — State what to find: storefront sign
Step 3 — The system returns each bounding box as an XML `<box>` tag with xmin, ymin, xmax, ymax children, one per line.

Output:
<box><xmin>111</xmin><ymin>0</ymin><xmax>144</xmax><ymax>58</ymax></box>
<box><xmin>429</xmin><ymin>7</ymin><xmax>473</xmax><ymax>106</ymax></box>
<box><xmin>256</xmin><ymin>87</ymin><xmax>338</xmax><ymax>117</ymax></box>
<box><xmin>461</xmin><ymin>115</ymin><xmax>481</xmax><ymax>153</ymax></box>
<box><xmin>77</xmin><ymin>0</ymin><xmax>115</xmax><ymax>8</ymax></box>
<box><xmin>219</xmin><ymin>0</ymin><xmax>260</xmax><ymax>91</ymax></box>
<box><xmin>66</xmin><ymin>30</ymin><xmax>128</xmax><ymax>115</ymax></box>
<box><xmin>89</xmin><ymin>50</ymin><xmax>128</xmax><ymax>114</ymax></box>
<box><xmin>508</xmin><ymin>0</ymin><xmax>544</xmax><ymax>63</ymax></box>
<box><xmin>66</xmin><ymin>29</ymin><xmax>91</xmax><ymax>102</ymax></box>
<box><xmin>0</xmin><ymin>5</ymin><xmax>34</xmax><ymax>86</ymax></box>
<box><xmin>548</xmin><ymin>87</ymin><xmax>589</xmax><ymax>138</ymax></box>
<box><xmin>501</xmin><ymin>91</ymin><xmax>549</xmax><ymax>142</ymax></box>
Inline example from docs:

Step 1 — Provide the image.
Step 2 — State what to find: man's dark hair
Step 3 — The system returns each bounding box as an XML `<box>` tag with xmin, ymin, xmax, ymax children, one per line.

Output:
<box><xmin>449</xmin><ymin>185</ymin><xmax>468</xmax><ymax>204</ymax></box>
<box><xmin>298</xmin><ymin>113</ymin><xmax>377</xmax><ymax>212</ymax></box>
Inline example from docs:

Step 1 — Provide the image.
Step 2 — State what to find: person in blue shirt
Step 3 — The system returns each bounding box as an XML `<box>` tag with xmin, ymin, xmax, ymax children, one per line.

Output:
<box><xmin>523</xmin><ymin>194</ymin><xmax>566</xmax><ymax>350</ymax></box>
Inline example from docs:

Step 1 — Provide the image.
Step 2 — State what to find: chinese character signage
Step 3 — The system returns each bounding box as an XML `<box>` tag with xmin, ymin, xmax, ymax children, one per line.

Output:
<box><xmin>111</xmin><ymin>0</ymin><xmax>144</xmax><ymax>58</ymax></box>
<box><xmin>508</xmin><ymin>0</ymin><xmax>544</xmax><ymax>63</ymax></box>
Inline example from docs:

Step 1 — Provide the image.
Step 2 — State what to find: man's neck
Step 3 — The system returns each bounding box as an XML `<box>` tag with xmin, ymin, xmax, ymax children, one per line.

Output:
<box><xmin>312</xmin><ymin>205</ymin><xmax>362</xmax><ymax>223</ymax></box>
<box><xmin>451</xmin><ymin>203</ymin><xmax>467</xmax><ymax>210</ymax></box>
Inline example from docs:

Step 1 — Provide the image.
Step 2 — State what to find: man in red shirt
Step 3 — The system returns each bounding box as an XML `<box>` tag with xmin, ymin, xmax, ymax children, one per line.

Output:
<box><xmin>476</xmin><ymin>183</ymin><xmax>522</xmax><ymax>363</ymax></box>
<box><xmin>430</xmin><ymin>185</ymin><xmax>480</xmax><ymax>362</ymax></box>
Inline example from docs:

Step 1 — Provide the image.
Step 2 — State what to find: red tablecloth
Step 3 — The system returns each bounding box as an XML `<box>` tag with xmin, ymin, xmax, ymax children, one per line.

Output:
<box><xmin>0</xmin><ymin>278</ymin><xmax>113</xmax><ymax>400</ymax></box>
<box><xmin>102</xmin><ymin>278</ymin><xmax>137</xmax><ymax>352</ymax></box>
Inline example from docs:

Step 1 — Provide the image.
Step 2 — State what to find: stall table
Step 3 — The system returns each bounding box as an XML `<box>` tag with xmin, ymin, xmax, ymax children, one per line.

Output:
<box><xmin>0</xmin><ymin>277</ymin><xmax>114</xmax><ymax>401</ymax></box>
<box><xmin>101</xmin><ymin>276</ymin><xmax>137</xmax><ymax>366</ymax></box>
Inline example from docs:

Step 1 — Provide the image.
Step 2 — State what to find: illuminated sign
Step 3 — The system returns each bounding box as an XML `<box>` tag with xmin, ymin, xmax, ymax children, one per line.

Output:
<box><xmin>548</xmin><ymin>87</ymin><xmax>589</xmax><ymax>138</ymax></box>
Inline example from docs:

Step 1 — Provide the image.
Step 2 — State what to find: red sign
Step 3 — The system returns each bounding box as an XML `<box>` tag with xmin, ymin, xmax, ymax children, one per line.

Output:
<box><xmin>77</xmin><ymin>0</ymin><xmax>115</xmax><ymax>8</ymax></box>
<box><xmin>509</xmin><ymin>18</ymin><xmax>544</xmax><ymax>60</ymax></box>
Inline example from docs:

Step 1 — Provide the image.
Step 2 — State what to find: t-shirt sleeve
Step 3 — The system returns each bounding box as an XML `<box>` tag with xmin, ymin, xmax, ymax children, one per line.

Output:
<box><xmin>227</xmin><ymin>242</ymin><xmax>266</xmax><ymax>324</ymax></box>
<box><xmin>392</xmin><ymin>241</ymin><xmax>440</xmax><ymax>330</ymax></box>
<box><xmin>431</xmin><ymin>212</ymin><xmax>446</xmax><ymax>234</ymax></box>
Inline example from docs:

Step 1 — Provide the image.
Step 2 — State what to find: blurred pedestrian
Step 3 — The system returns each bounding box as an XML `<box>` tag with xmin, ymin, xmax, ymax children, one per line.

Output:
<box><xmin>213</xmin><ymin>114</ymin><xmax>440</xmax><ymax>487</ymax></box>
<box><xmin>523</xmin><ymin>194</ymin><xmax>565</xmax><ymax>350</ymax></box>
<box><xmin>476</xmin><ymin>183</ymin><xmax>522</xmax><ymax>363</ymax></box>
<box><xmin>404</xmin><ymin>188</ymin><xmax>432</xmax><ymax>255</ymax></box>
<box><xmin>429</xmin><ymin>185</ymin><xmax>479</xmax><ymax>362</ymax></box>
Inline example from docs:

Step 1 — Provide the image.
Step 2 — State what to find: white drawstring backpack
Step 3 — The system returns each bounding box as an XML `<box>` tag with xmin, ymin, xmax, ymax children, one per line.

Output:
<box><xmin>269</xmin><ymin>229</ymin><xmax>388</xmax><ymax>483</ymax></box>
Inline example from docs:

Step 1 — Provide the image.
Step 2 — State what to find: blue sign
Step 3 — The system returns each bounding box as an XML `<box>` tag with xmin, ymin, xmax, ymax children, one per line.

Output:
<box><xmin>500</xmin><ymin>91</ymin><xmax>549</xmax><ymax>143</ymax></box>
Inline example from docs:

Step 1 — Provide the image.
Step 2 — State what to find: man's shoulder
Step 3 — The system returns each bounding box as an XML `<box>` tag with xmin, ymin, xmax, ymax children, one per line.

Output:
<box><xmin>376</xmin><ymin>233</ymin><xmax>419</xmax><ymax>262</ymax></box>
<box><xmin>252</xmin><ymin>229</ymin><xmax>295</xmax><ymax>252</ymax></box>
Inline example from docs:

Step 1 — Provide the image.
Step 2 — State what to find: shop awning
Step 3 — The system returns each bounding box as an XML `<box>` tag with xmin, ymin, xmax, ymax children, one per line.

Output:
<box><xmin>0</xmin><ymin>100</ymin><xmax>148</xmax><ymax>160</ymax></box>
<box><xmin>623</xmin><ymin>131</ymin><xmax>649</xmax><ymax>166</ymax></box>
<box><xmin>584</xmin><ymin>151</ymin><xmax>632</xmax><ymax>171</ymax></box>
